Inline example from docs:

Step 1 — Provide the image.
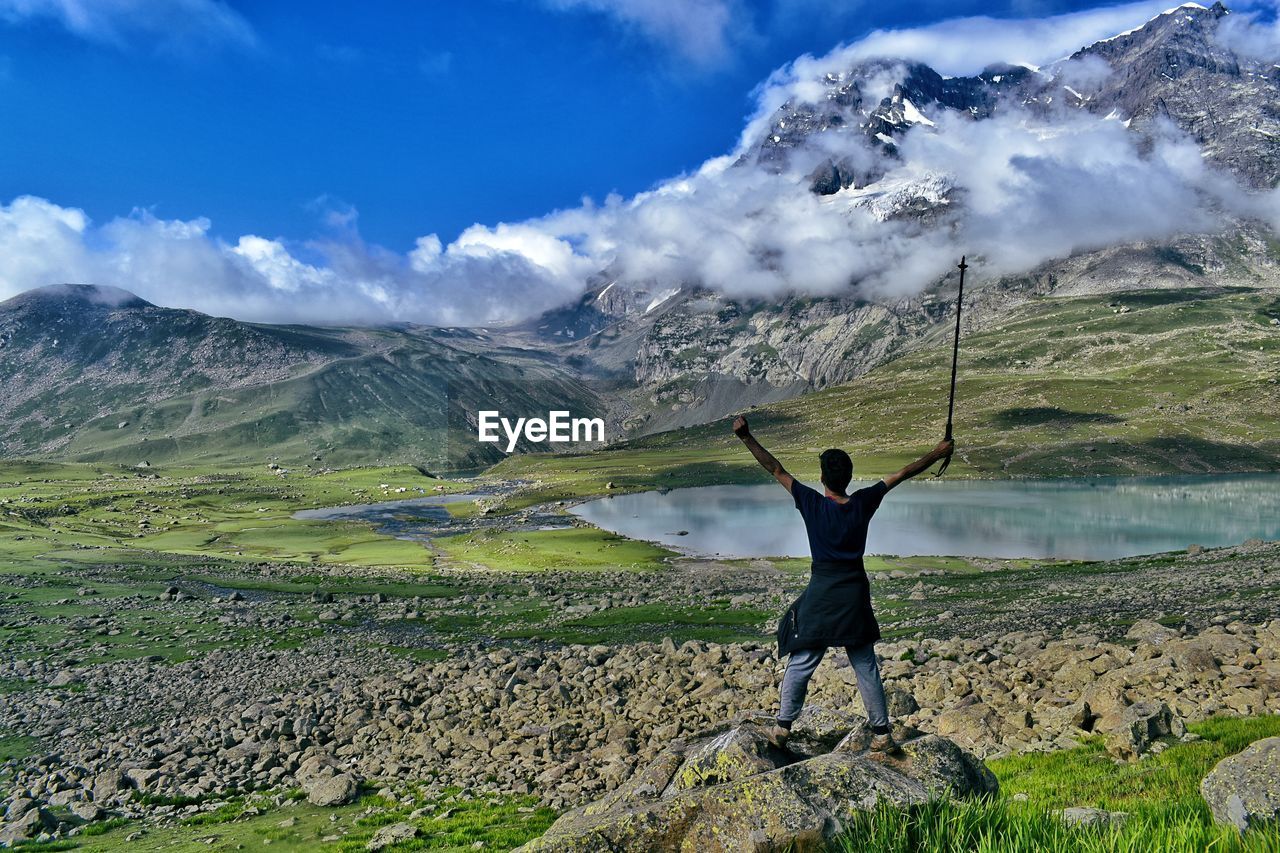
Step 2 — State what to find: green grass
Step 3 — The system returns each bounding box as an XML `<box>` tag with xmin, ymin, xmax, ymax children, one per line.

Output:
<box><xmin>45</xmin><ymin>788</ymin><xmax>556</xmax><ymax>851</ymax></box>
<box><xmin>992</xmin><ymin>715</ymin><xmax>1280</xmax><ymax>810</ymax></box>
<box><xmin>0</xmin><ymin>731</ymin><xmax>42</xmax><ymax>762</ymax></box>
<box><xmin>501</xmin><ymin>601</ymin><xmax>773</xmax><ymax>645</ymax></box>
<box><xmin>433</xmin><ymin>526</ymin><xmax>674</xmax><ymax>572</ymax></box>
<box><xmin>186</xmin><ymin>574</ymin><xmax>458</xmax><ymax>599</ymax></box>
<box><xmin>836</xmin><ymin>714</ymin><xmax>1280</xmax><ymax>853</ymax></box>
<box><xmin>0</xmin><ymin>462</ymin><xmax>460</xmax><ymax>575</ymax></box>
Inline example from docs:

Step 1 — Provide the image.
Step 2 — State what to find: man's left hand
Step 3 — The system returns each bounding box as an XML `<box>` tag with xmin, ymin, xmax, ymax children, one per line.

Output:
<box><xmin>732</xmin><ymin>415</ymin><xmax>750</xmax><ymax>438</ymax></box>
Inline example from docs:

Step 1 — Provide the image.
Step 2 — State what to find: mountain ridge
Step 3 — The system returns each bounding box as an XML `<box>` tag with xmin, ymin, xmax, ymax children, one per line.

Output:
<box><xmin>0</xmin><ymin>285</ymin><xmax>602</xmax><ymax>468</ymax></box>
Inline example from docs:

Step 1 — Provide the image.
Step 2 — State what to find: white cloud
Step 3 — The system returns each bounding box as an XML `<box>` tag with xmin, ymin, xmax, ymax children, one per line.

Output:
<box><xmin>4</xmin><ymin>97</ymin><xmax>1277</xmax><ymax>326</ymax></box>
<box><xmin>1215</xmin><ymin>0</ymin><xmax>1280</xmax><ymax>61</ymax></box>
<box><xmin>510</xmin><ymin>101</ymin><xmax>1271</xmax><ymax>303</ymax></box>
<box><xmin>0</xmin><ymin>198</ymin><xmax>588</xmax><ymax>327</ymax></box>
<box><xmin>758</xmin><ymin>0</ymin><xmax>1175</xmax><ymax>87</ymax></box>
<box><xmin>0</xmin><ymin>0</ymin><xmax>256</xmax><ymax>51</ymax></box>
<box><xmin>538</xmin><ymin>0</ymin><xmax>742</xmax><ymax>66</ymax></box>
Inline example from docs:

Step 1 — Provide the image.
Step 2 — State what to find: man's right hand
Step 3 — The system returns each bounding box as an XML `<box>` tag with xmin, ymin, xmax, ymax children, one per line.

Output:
<box><xmin>732</xmin><ymin>415</ymin><xmax>750</xmax><ymax>438</ymax></box>
<box><xmin>934</xmin><ymin>439</ymin><xmax>955</xmax><ymax>459</ymax></box>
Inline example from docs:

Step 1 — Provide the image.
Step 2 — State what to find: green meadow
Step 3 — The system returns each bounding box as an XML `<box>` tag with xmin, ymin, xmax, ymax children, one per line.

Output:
<box><xmin>839</xmin><ymin>715</ymin><xmax>1280</xmax><ymax>853</ymax></box>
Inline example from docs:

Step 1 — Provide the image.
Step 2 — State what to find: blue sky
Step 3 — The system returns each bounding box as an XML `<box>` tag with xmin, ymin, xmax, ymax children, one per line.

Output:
<box><xmin>0</xmin><ymin>0</ymin><xmax>1148</xmax><ymax>250</ymax></box>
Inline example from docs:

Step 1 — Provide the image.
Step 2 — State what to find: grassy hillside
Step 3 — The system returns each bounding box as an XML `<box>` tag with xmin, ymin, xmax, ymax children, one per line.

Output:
<box><xmin>489</xmin><ymin>287</ymin><xmax>1280</xmax><ymax>504</ymax></box>
<box><xmin>0</xmin><ymin>286</ymin><xmax>599</xmax><ymax>470</ymax></box>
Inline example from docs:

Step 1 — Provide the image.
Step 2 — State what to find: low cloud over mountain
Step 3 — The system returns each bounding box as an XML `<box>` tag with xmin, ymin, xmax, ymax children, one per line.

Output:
<box><xmin>2</xmin><ymin>1</ymin><xmax>1279</xmax><ymax>325</ymax></box>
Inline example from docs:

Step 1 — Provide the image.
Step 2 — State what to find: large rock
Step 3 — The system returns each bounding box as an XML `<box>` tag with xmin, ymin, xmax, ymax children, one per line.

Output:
<box><xmin>1103</xmin><ymin>700</ymin><xmax>1184</xmax><ymax>760</ymax></box>
<box><xmin>303</xmin><ymin>772</ymin><xmax>361</xmax><ymax>807</ymax></box>
<box><xmin>367</xmin><ymin>822</ymin><xmax>419</xmax><ymax>850</ymax></box>
<box><xmin>785</xmin><ymin>706</ymin><xmax>867</xmax><ymax>757</ymax></box>
<box><xmin>936</xmin><ymin>703</ymin><xmax>997</xmax><ymax>749</ymax></box>
<box><xmin>1125</xmin><ymin>620</ymin><xmax>1180</xmax><ymax>646</ymax></box>
<box><xmin>0</xmin><ymin>805</ymin><xmax>54</xmax><ymax>843</ymax></box>
<box><xmin>516</xmin><ymin>711</ymin><xmax>996</xmax><ymax>852</ymax></box>
<box><xmin>1201</xmin><ymin>737</ymin><xmax>1280</xmax><ymax>832</ymax></box>
<box><xmin>91</xmin><ymin>770</ymin><xmax>127</xmax><ymax>803</ymax></box>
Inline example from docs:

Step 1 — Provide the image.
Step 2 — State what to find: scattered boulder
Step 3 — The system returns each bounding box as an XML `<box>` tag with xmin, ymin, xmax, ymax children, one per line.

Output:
<box><xmin>937</xmin><ymin>703</ymin><xmax>997</xmax><ymax>749</ymax></box>
<box><xmin>70</xmin><ymin>801</ymin><xmax>105</xmax><ymax>822</ymax></box>
<box><xmin>885</xmin><ymin>687</ymin><xmax>919</xmax><ymax>717</ymax></box>
<box><xmin>92</xmin><ymin>770</ymin><xmax>128</xmax><ymax>802</ymax></box>
<box><xmin>1041</xmin><ymin>700</ymin><xmax>1095</xmax><ymax>732</ymax></box>
<box><xmin>1105</xmin><ymin>700</ymin><xmax>1184</xmax><ymax>760</ymax></box>
<box><xmin>304</xmin><ymin>772</ymin><xmax>361</xmax><ymax>807</ymax></box>
<box><xmin>1201</xmin><ymin>737</ymin><xmax>1280</xmax><ymax>832</ymax></box>
<box><xmin>0</xmin><ymin>805</ymin><xmax>54</xmax><ymax>843</ymax></box>
<box><xmin>516</xmin><ymin>712</ymin><xmax>995</xmax><ymax>852</ymax></box>
<box><xmin>125</xmin><ymin>767</ymin><xmax>161</xmax><ymax>791</ymax></box>
<box><xmin>367</xmin><ymin>822</ymin><xmax>419</xmax><ymax>850</ymax></box>
<box><xmin>1125</xmin><ymin>619</ymin><xmax>1179</xmax><ymax>646</ymax></box>
<box><xmin>1058</xmin><ymin>806</ymin><xmax>1129</xmax><ymax>828</ymax></box>
<box><xmin>48</xmin><ymin>669</ymin><xmax>78</xmax><ymax>688</ymax></box>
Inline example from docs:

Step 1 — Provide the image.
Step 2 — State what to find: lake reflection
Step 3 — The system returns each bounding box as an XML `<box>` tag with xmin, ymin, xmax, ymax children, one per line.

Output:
<box><xmin>570</xmin><ymin>475</ymin><xmax>1280</xmax><ymax>560</ymax></box>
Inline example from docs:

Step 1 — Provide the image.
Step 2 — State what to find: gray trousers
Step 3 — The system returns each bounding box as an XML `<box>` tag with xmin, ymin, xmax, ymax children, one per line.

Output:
<box><xmin>778</xmin><ymin>642</ymin><xmax>889</xmax><ymax>729</ymax></box>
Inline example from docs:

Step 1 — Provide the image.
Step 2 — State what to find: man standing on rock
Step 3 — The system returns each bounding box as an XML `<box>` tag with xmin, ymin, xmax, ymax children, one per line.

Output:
<box><xmin>732</xmin><ymin>414</ymin><xmax>953</xmax><ymax>756</ymax></box>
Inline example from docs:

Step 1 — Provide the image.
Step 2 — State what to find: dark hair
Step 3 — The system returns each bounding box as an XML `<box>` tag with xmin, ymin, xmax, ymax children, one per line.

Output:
<box><xmin>819</xmin><ymin>448</ymin><xmax>853</xmax><ymax>495</ymax></box>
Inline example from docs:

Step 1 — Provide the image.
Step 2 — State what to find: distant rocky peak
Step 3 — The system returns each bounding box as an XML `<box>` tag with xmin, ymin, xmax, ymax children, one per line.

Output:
<box><xmin>2</xmin><ymin>283</ymin><xmax>153</xmax><ymax>313</ymax></box>
<box><xmin>1076</xmin><ymin>2</ymin><xmax>1227</xmax><ymax>54</ymax></box>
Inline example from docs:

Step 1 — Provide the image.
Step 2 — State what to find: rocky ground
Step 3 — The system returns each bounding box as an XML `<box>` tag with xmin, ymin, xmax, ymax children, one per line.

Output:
<box><xmin>1</xmin><ymin>540</ymin><xmax>1277</xmax><ymax>845</ymax></box>
<box><xmin>517</xmin><ymin>710</ymin><xmax>998</xmax><ymax>852</ymax></box>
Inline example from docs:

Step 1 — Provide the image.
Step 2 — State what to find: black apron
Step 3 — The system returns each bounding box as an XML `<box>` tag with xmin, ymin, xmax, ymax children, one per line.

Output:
<box><xmin>777</xmin><ymin>559</ymin><xmax>880</xmax><ymax>657</ymax></box>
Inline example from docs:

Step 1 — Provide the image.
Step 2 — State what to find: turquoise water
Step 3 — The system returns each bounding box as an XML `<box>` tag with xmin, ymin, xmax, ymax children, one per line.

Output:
<box><xmin>570</xmin><ymin>474</ymin><xmax>1280</xmax><ymax>560</ymax></box>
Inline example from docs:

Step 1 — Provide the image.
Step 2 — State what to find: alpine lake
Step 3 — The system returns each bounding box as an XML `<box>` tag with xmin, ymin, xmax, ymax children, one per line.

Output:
<box><xmin>569</xmin><ymin>473</ymin><xmax>1280</xmax><ymax>560</ymax></box>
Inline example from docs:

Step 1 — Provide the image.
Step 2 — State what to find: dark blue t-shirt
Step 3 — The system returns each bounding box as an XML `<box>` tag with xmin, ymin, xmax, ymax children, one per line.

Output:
<box><xmin>792</xmin><ymin>480</ymin><xmax>889</xmax><ymax>562</ymax></box>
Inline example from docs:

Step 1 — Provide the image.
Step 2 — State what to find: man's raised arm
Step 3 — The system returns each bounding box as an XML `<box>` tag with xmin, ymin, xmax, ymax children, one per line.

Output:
<box><xmin>883</xmin><ymin>439</ymin><xmax>955</xmax><ymax>490</ymax></box>
<box><xmin>732</xmin><ymin>415</ymin><xmax>795</xmax><ymax>494</ymax></box>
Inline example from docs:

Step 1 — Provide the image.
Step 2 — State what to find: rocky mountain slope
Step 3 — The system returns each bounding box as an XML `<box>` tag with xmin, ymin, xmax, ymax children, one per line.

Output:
<box><xmin>532</xmin><ymin>1</ymin><xmax>1280</xmax><ymax>435</ymax></box>
<box><xmin>747</xmin><ymin>2</ymin><xmax>1277</xmax><ymax>191</ymax></box>
<box><xmin>0</xmin><ymin>285</ymin><xmax>600</xmax><ymax>468</ymax></box>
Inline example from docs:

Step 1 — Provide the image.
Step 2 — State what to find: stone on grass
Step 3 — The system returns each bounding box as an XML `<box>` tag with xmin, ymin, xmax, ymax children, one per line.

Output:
<box><xmin>1058</xmin><ymin>806</ymin><xmax>1128</xmax><ymax>828</ymax></box>
<box><xmin>367</xmin><ymin>821</ymin><xmax>419</xmax><ymax>850</ymax></box>
<box><xmin>1104</xmin><ymin>700</ymin><xmax>1184</xmax><ymax>760</ymax></box>
<box><xmin>1200</xmin><ymin>736</ymin><xmax>1280</xmax><ymax>832</ymax></box>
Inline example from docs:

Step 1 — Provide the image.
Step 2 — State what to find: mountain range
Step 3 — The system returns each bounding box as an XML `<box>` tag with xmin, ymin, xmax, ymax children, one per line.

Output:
<box><xmin>2</xmin><ymin>1</ymin><xmax>1277</xmax><ymax>468</ymax></box>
